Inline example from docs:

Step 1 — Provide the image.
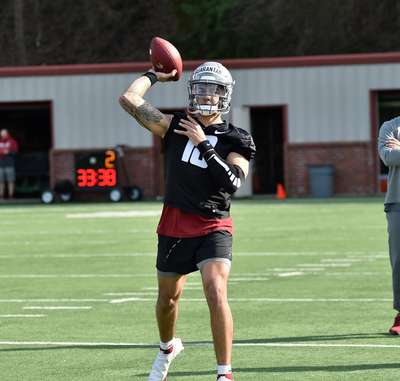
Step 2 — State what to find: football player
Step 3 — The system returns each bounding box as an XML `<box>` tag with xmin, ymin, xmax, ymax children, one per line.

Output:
<box><xmin>119</xmin><ymin>62</ymin><xmax>256</xmax><ymax>381</ymax></box>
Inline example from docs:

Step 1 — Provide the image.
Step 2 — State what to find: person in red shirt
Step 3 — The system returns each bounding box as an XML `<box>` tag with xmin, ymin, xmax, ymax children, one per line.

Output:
<box><xmin>0</xmin><ymin>129</ymin><xmax>19</xmax><ymax>200</ymax></box>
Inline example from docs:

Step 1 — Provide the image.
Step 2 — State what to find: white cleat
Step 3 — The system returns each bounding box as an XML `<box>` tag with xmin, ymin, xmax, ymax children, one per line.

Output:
<box><xmin>148</xmin><ymin>338</ymin><xmax>184</xmax><ymax>381</ymax></box>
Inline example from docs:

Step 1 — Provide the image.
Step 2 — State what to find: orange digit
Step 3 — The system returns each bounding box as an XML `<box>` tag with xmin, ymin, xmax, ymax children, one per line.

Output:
<box><xmin>105</xmin><ymin>150</ymin><xmax>115</xmax><ymax>168</ymax></box>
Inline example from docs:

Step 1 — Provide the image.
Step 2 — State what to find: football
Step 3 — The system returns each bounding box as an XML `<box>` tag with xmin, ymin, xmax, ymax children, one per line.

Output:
<box><xmin>149</xmin><ymin>37</ymin><xmax>183</xmax><ymax>81</ymax></box>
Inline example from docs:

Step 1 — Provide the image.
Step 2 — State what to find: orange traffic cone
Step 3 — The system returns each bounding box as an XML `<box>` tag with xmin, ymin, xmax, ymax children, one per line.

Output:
<box><xmin>276</xmin><ymin>183</ymin><xmax>287</xmax><ymax>199</ymax></box>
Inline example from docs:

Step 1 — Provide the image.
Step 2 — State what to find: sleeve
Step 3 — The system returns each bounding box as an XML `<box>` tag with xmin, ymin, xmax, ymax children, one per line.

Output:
<box><xmin>230</xmin><ymin>127</ymin><xmax>256</xmax><ymax>161</ymax></box>
<box><xmin>378</xmin><ymin>120</ymin><xmax>400</xmax><ymax>167</ymax></box>
<box><xmin>11</xmin><ymin>138</ymin><xmax>19</xmax><ymax>153</ymax></box>
<box><xmin>197</xmin><ymin>140</ymin><xmax>246</xmax><ymax>194</ymax></box>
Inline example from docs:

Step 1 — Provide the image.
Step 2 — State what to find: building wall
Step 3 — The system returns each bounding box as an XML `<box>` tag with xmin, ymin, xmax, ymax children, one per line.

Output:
<box><xmin>2</xmin><ymin>53</ymin><xmax>400</xmax><ymax>198</ymax></box>
<box><xmin>2</xmin><ymin>55</ymin><xmax>400</xmax><ymax>150</ymax></box>
<box><xmin>285</xmin><ymin>141</ymin><xmax>375</xmax><ymax>196</ymax></box>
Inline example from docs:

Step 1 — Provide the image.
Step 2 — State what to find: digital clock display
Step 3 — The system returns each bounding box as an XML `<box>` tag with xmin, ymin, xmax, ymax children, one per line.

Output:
<box><xmin>74</xmin><ymin>150</ymin><xmax>117</xmax><ymax>188</ymax></box>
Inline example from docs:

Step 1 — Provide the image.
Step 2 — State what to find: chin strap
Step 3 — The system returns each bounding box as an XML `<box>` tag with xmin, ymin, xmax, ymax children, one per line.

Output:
<box><xmin>197</xmin><ymin>140</ymin><xmax>246</xmax><ymax>194</ymax></box>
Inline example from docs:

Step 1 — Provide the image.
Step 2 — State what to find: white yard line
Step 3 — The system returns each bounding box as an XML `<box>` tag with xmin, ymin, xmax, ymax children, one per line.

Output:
<box><xmin>0</xmin><ymin>341</ymin><xmax>399</xmax><ymax>349</ymax></box>
<box><xmin>23</xmin><ymin>307</ymin><xmax>92</xmax><ymax>310</ymax></box>
<box><xmin>0</xmin><ymin>229</ymin><xmax>153</xmax><ymax>236</ymax></box>
<box><xmin>0</xmin><ymin>241</ymin><xmax>120</xmax><ymax>246</ymax></box>
<box><xmin>0</xmin><ymin>253</ymin><xmax>155</xmax><ymax>258</ymax></box>
<box><xmin>103</xmin><ymin>293</ymin><xmax>158</xmax><ymax>296</ymax></box>
<box><xmin>109</xmin><ymin>297</ymin><xmax>392</xmax><ymax>303</ymax></box>
<box><xmin>65</xmin><ymin>211</ymin><xmax>160</xmax><ymax>218</ymax></box>
<box><xmin>0</xmin><ymin>315</ymin><xmax>47</xmax><ymax>317</ymax></box>
<box><xmin>0</xmin><ymin>299</ymin><xmax>108</xmax><ymax>303</ymax></box>
<box><xmin>0</xmin><ymin>274</ymin><xmax>155</xmax><ymax>278</ymax></box>
<box><xmin>235</xmin><ymin>252</ymin><xmax>388</xmax><ymax>256</ymax></box>
<box><xmin>0</xmin><ymin>271</ymin><xmax>390</xmax><ymax>279</ymax></box>
<box><xmin>0</xmin><ymin>297</ymin><xmax>391</xmax><ymax>304</ymax></box>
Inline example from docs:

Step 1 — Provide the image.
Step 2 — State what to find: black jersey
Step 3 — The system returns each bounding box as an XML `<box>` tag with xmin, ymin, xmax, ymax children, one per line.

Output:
<box><xmin>163</xmin><ymin>112</ymin><xmax>256</xmax><ymax>219</ymax></box>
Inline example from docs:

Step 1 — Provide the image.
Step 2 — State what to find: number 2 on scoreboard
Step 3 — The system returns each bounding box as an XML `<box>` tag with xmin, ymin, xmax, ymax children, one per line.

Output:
<box><xmin>105</xmin><ymin>150</ymin><xmax>115</xmax><ymax>168</ymax></box>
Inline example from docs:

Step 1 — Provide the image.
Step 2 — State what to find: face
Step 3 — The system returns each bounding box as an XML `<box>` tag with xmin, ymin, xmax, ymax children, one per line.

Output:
<box><xmin>193</xmin><ymin>83</ymin><xmax>223</xmax><ymax>105</ymax></box>
<box><xmin>0</xmin><ymin>129</ymin><xmax>8</xmax><ymax>139</ymax></box>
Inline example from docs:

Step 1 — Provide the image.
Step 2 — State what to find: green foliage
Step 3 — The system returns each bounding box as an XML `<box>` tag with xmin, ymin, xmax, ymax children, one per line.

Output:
<box><xmin>167</xmin><ymin>0</ymin><xmax>239</xmax><ymax>60</ymax></box>
<box><xmin>3</xmin><ymin>0</ymin><xmax>400</xmax><ymax>65</ymax></box>
<box><xmin>168</xmin><ymin>0</ymin><xmax>400</xmax><ymax>60</ymax></box>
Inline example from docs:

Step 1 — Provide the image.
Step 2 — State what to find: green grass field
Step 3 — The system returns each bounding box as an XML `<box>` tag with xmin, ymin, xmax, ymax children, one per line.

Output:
<box><xmin>1</xmin><ymin>196</ymin><xmax>400</xmax><ymax>380</ymax></box>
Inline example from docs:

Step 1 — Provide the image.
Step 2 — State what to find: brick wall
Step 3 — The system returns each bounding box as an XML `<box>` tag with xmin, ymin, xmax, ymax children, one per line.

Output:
<box><xmin>50</xmin><ymin>141</ymin><xmax>377</xmax><ymax>201</ymax></box>
<box><xmin>49</xmin><ymin>147</ymin><xmax>160</xmax><ymax>201</ymax></box>
<box><xmin>284</xmin><ymin>141</ymin><xmax>377</xmax><ymax>196</ymax></box>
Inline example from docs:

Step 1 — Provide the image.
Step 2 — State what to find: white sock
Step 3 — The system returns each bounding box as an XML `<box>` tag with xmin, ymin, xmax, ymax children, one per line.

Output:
<box><xmin>218</xmin><ymin>364</ymin><xmax>232</xmax><ymax>374</ymax></box>
<box><xmin>160</xmin><ymin>338</ymin><xmax>174</xmax><ymax>351</ymax></box>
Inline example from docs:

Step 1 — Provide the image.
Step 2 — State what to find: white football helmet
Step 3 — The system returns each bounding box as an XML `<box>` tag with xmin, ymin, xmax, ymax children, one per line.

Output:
<box><xmin>187</xmin><ymin>62</ymin><xmax>235</xmax><ymax>115</ymax></box>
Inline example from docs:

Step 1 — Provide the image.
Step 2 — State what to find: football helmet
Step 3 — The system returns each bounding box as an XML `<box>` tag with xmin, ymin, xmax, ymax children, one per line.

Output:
<box><xmin>187</xmin><ymin>62</ymin><xmax>235</xmax><ymax>115</ymax></box>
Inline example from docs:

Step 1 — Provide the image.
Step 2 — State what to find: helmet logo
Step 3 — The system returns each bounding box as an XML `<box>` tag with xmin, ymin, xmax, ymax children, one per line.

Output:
<box><xmin>194</xmin><ymin>65</ymin><xmax>223</xmax><ymax>76</ymax></box>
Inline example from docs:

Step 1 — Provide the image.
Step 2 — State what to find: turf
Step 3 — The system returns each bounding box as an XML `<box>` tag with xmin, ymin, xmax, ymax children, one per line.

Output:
<box><xmin>1</xmin><ymin>196</ymin><xmax>399</xmax><ymax>380</ymax></box>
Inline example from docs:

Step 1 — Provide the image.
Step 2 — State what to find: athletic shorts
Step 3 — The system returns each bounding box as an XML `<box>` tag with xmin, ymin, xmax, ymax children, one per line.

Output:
<box><xmin>156</xmin><ymin>230</ymin><xmax>233</xmax><ymax>277</ymax></box>
<box><xmin>0</xmin><ymin>167</ymin><xmax>16</xmax><ymax>182</ymax></box>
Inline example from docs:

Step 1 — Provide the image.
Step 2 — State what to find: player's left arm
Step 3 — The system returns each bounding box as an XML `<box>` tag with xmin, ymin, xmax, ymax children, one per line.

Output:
<box><xmin>198</xmin><ymin>145</ymin><xmax>249</xmax><ymax>194</ymax></box>
<box><xmin>226</xmin><ymin>151</ymin><xmax>249</xmax><ymax>178</ymax></box>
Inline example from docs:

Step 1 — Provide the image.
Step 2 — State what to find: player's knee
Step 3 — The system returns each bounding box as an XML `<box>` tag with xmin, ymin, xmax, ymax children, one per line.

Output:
<box><xmin>204</xmin><ymin>284</ymin><xmax>227</xmax><ymax>308</ymax></box>
<box><xmin>157</xmin><ymin>292</ymin><xmax>180</xmax><ymax>309</ymax></box>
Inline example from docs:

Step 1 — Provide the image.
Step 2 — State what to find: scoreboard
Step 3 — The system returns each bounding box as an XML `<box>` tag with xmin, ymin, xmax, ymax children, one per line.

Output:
<box><xmin>74</xmin><ymin>150</ymin><xmax>117</xmax><ymax>188</ymax></box>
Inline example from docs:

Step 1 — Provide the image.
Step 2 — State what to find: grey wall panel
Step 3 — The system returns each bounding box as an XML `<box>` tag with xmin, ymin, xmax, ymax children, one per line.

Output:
<box><xmin>1</xmin><ymin>61</ymin><xmax>400</xmax><ymax>148</ymax></box>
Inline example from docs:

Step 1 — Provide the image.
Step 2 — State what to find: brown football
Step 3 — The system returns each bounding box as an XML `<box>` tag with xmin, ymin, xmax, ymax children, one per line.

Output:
<box><xmin>149</xmin><ymin>37</ymin><xmax>183</xmax><ymax>81</ymax></box>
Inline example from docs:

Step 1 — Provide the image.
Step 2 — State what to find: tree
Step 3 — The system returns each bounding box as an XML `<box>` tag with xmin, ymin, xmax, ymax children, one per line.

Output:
<box><xmin>2</xmin><ymin>0</ymin><xmax>400</xmax><ymax>67</ymax></box>
<box><xmin>13</xmin><ymin>0</ymin><xmax>28</xmax><ymax>65</ymax></box>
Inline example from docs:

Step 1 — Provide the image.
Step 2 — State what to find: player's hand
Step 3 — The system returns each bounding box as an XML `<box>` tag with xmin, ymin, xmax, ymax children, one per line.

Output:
<box><xmin>386</xmin><ymin>138</ymin><xmax>400</xmax><ymax>149</ymax></box>
<box><xmin>175</xmin><ymin>115</ymin><xmax>206</xmax><ymax>146</ymax></box>
<box><xmin>148</xmin><ymin>67</ymin><xmax>177</xmax><ymax>83</ymax></box>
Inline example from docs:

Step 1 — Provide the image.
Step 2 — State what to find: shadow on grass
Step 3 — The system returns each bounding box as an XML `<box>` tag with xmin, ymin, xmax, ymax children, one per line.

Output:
<box><xmin>165</xmin><ymin>363</ymin><xmax>400</xmax><ymax>377</ymax></box>
<box><xmin>2</xmin><ymin>337</ymin><xmax>400</xmax><ymax>377</ymax></box>
<box><xmin>233</xmin><ymin>333</ymin><xmax>391</xmax><ymax>343</ymax></box>
<box><xmin>0</xmin><ymin>344</ymin><xmax>156</xmax><ymax>352</ymax></box>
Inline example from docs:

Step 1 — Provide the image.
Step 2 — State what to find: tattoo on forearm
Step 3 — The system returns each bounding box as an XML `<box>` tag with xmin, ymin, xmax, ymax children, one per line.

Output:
<box><xmin>135</xmin><ymin>102</ymin><xmax>163</xmax><ymax>129</ymax></box>
<box><xmin>119</xmin><ymin>76</ymin><xmax>165</xmax><ymax>132</ymax></box>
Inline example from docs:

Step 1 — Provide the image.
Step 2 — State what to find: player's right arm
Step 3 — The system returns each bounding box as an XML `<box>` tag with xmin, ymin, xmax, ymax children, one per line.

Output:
<box><xmin>119</xmin><ymin>69</ymin><xmax>176</xmax><ymax>138</ymax></box>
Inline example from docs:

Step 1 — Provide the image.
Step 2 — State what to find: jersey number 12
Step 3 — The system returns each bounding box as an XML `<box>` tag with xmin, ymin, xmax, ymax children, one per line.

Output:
<box><xmin>181</xmin><ymin>135</ymin><xmax>218</xmax><ymax>169</ymax></box>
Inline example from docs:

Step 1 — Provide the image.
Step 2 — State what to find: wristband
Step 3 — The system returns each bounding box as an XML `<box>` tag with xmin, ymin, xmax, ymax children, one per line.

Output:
<box><xmin>196</xmin><ymin>140</ymin><xmax>214</xmax><ymax>157</ymax></box>
<box><xmin>141</xmin><ymin>72</ymin><xmax>158</xmax><ymax>86</ymax></box>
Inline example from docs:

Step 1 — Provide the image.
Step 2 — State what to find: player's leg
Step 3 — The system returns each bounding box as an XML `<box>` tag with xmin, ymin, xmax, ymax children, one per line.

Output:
<box><xmin>6</xmin><ymin>167</ymin><xmax>15</xmax><ymax>198</ymax></box>
<box><xmin>150</xmin><ymin>232</ymin><xmax>197</xmax><ymax>381</ymax></box>
<box><xmin>0</xmin><ymin>167</ymin><xmax>5</xmax><ymax>198</ymax></box>
<box><xmin>201</xmin><ymin>261</ymin><xmax>233</xmax><ymax>365</ymax></box>
<box><xmin>387</xmin><ymin>211</ymin><xmax>400</xmax><ymax>334</ymax></box>
<box><xmin>148</xmin><ymin>274</ymin><xmax>187</xmax><ymax>381</ymax></box>
<box><xmin>196</xmin><ymin>230</ymin><xmax>234</xmax><ymax>380</ymax></box>
<box><xmin>156</xmin><ymin>273</ymin><xmax>187</xmax><ymax>342</ymax></box>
